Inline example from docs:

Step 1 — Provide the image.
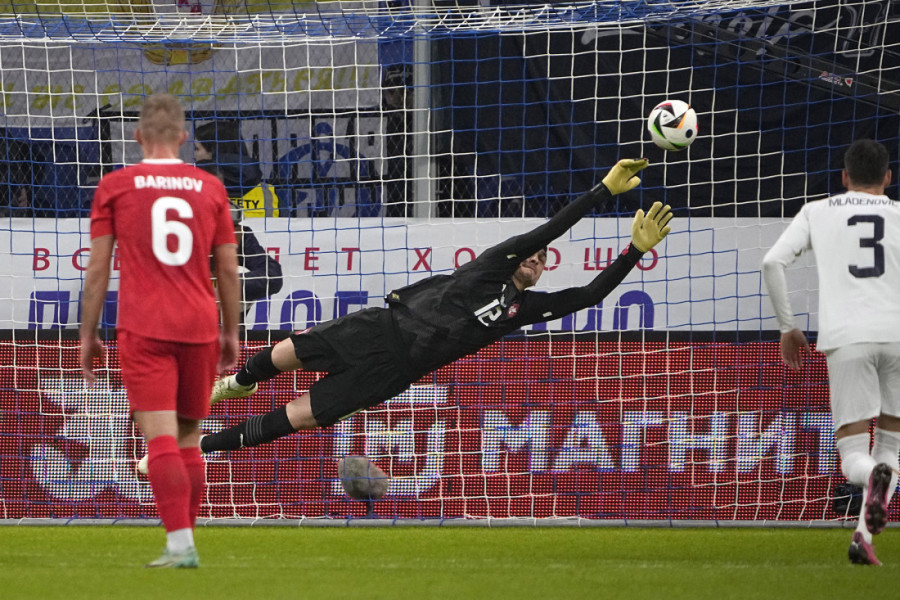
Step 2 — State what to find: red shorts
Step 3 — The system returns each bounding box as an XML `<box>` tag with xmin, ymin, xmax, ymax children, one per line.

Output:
<box><xmin>118</xmin><ymin>330</ymin><xmax>218</xmax><ymax>421</ymax></box>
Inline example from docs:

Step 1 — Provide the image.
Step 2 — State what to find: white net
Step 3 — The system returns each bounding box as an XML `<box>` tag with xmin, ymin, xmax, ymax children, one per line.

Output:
<box><xmin>0</xmin><ymin>0</ymin><xmax>898</xmax><ymax>522</ymax></box>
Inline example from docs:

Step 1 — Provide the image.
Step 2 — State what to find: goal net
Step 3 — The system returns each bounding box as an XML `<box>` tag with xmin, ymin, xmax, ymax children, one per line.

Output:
<box><xmin>1</xmin><ymin>0</ymin><xmax>898</xmax><ymax>523</ymax></box>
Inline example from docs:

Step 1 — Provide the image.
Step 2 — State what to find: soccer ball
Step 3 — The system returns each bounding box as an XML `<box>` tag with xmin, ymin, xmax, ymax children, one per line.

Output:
<box><xmin>647</xmin><ymin>100</ymin><xmax>698</xmax><ymax>151</ymax></box>
<box><xmin>338</xmin><ymin>455</ymin><xmax>389</xmax><ymax>501</ymax></box>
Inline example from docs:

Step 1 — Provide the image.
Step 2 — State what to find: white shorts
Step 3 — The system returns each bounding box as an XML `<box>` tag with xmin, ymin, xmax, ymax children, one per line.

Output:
<box><xmin>824</xmin><ymin>343</ymin><xmax>900</xmax><ymax>430</ymax></box>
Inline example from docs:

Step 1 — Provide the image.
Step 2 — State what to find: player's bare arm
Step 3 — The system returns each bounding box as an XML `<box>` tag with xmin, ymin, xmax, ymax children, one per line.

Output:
<box><xmin>780</xmin><ymin>328</ymin><xmax>810</xmax><ymax>371</ymax></box>
<box><xmin>79</xmin><ymin>234</ymin><xmax>115</xmax><ymax>384</ymax></box>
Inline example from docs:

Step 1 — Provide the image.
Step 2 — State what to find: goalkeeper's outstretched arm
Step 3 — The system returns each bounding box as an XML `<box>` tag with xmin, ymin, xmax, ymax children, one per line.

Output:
<box><xmin>484</xmin><ymin>159</ymin><xmax>650</xmax><ymax>262</ymax></box>
<box><xmin>515</xmin><ymin>201</ymin><xmax>673</xmax><ymax>322</ymax></box>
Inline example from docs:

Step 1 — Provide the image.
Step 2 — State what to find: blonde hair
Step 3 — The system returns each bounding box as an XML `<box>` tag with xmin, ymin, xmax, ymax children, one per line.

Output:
<box><xmin>138</xmin><ymin>94</ymin><xmax>185</xmax><ymax>144</ymax></box>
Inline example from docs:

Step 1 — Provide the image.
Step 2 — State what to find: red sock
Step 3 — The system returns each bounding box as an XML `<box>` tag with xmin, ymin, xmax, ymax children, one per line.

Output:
<box><xmin>147</xmin><ymin>436</ymin><xmax>191</xmax><ymax>532</ymax></box>
<box><xmin>180</xmin><ymin>447</ymin><xmax>206</xmax><ymax>527</ymax></box>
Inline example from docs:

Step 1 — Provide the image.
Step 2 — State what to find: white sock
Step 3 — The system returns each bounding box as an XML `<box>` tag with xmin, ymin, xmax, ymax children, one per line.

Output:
<box><xmin>837</xmin><ymin>433</ymin><xmax>877</xmax><ymax>542</ymax></box>
<box><xmin>872</xmin><ymin>428</ymin><xmax>900</xmax><ymax>505</ymax></box>
<box><xmin>837</xmin><ymin>433</ymin><xmax>876</xmax><ymax>485</ymax></box>
<box><xmin>166</xmin><ymin>528</ymin><xmax>195</xmax><ymax>554</ymax></box>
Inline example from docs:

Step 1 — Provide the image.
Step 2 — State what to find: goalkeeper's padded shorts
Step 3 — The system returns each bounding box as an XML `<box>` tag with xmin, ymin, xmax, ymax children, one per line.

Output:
<box><xmin>289</xmin><ymin>307</ymin><xmax>417</xmax><ymax>426</ymax></box>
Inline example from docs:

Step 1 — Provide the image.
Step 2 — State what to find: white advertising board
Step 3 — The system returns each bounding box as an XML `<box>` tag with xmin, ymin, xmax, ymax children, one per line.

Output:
<box><xmin>0</xmin><ymin>217</ymin><xmax>817</xmax><ymax>332</ymax></box>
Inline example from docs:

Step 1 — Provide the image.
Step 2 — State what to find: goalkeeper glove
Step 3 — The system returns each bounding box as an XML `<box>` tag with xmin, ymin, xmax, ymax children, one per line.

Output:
<box><xmin>631</xmin><ymin>201</ymin><xmax>673</xmax><ymax>253</ymax></box>
<box><xmin>601</xmin><ymin>158</ymin><xmax>649</xmax><ymax>195</ymax></box>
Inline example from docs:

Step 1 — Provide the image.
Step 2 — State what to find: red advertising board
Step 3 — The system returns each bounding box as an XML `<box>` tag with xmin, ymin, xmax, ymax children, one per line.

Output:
<box><xmin>0</xmin><ymin>335</ymin><xmax>867</xmax><ymax>522</ymax></box>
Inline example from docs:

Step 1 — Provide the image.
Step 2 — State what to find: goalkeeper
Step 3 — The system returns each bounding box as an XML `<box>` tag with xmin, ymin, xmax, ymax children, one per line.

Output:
<box><xmin>201</xmin><ymin>159</ymin><xmax>672</xmax><ymax>452</ymax></box>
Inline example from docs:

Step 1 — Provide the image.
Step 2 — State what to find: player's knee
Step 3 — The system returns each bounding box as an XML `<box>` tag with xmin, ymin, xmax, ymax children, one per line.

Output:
<box><xmin>272</xmin><ymin>338</ymin><xmax>304</xmax><ymax>371</ymax></box>
<box><xmin>286</xmin><ymin>395</ymin><xmax>318</xmax><ymax>430</ymax></box>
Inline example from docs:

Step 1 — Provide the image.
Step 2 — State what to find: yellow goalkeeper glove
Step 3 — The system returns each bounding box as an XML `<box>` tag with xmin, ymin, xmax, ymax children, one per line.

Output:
<box><xmin>631</xmin><ymin>201</ymin><xmax>673</xmax><ymax>253</ymax></box>
<box><xmin>601</xmin><ymin>158</ymin><xmax>649</xmax><ymax>195</ymax></box>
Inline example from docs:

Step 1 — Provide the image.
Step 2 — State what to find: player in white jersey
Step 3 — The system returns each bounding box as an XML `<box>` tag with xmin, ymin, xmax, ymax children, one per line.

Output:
<box><xmin>762</xmin><ymin>139</ymin><xmax>900</xmax><ymax>566</ymax></box>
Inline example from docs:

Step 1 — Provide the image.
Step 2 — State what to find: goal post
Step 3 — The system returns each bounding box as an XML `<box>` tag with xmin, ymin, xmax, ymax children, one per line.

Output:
<box><xmin>0</xmin><ymin>0</ymin><xmax>898</xmax><ymax>523</ymax></box>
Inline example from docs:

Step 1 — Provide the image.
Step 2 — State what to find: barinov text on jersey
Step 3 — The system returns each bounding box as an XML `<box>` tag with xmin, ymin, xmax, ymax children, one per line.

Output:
<box><xmin>133</xmin><ymin>175</ymin><xmax>204</xmax><ymax>192</ymax></box>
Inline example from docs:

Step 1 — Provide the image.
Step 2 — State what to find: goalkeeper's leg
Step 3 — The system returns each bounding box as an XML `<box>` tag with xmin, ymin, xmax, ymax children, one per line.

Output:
<box><xmin>211</xmin><ymin>339</ymin><xmax>303</xmax><ymax>404</ymax></box>
<box><xmin>137</xmin><ymin>391</ymin><xmax>313</xmax><ymax>471</ymax></box>
<box><xmin>200</xmin><ymin>393</ymin><xmax>317</xmax><ymax>453</ymax></box>
<box><xmin>200</xmin><ymin>363</ymin><xmax>399</xmax><ymax>453</ymax></box>
<box><xmin>237</xmin><ymin>340</ymin><xmax>303</xmax><ymax>385</ymax></box>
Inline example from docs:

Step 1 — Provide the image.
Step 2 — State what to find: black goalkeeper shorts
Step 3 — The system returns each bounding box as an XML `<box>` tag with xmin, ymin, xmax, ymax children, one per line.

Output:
<box><xmin>289</xmin><ymin>307</ymin><xmax>418</xmax><ymax>427</ymax></box>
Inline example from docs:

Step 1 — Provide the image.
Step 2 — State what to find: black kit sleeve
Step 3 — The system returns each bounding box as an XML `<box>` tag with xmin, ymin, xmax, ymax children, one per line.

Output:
<box><xmin>516</xmin><ymin>244</ymin><xmax>644</xmax><ymax>324</ymax></box>
<box><xmin>480</xmin><ymin>183</ymin><xmax>613</xmax><ymax>263</ymax></box>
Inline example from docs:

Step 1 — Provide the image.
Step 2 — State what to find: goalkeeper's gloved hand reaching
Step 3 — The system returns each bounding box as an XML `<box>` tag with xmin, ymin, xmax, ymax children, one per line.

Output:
<box><xmin>601</xmin><ymin>158</ymin><xmax>649</xmax><ymax>195</ymax></box>
<box><xmin>599</xmin><ymin>158</ymin><xmax>673</xmax><ymax>252</ymax></box>
<box><xmin>631</xmin><ymin>201</ymin><xmax>673</xmax><ymax>253</ymax></box>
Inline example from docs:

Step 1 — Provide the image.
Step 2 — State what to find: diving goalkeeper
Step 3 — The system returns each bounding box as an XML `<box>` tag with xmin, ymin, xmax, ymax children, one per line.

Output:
<box><xmin>201</xmin><ymin>158</ymin><xmax>671</xmax><ymax>452</ymax></box>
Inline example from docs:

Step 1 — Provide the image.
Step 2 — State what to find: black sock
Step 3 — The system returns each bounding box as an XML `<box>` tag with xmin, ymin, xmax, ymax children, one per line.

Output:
<box><xmin>235</xmin><ymin>345</ymin><xmax>281</xmax><ymax>387</ymax></box>
<box><xmin>201</xmin><ymin>405</ymin><xmax>296</xmax><ymax>453</ymax></box>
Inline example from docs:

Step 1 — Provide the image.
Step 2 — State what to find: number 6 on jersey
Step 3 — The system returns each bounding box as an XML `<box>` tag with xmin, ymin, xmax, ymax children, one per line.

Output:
<box><xmin>152</xmin><ymin>196</ymin><xmax>194</xmax><ymax>266</ymax></box>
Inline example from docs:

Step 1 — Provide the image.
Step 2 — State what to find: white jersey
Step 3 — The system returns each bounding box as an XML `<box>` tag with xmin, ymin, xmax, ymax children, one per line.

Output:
<box><xmin>762</xmin><ymin>191</ymin><xmax>900</xmax><ymax>351</ymax></box>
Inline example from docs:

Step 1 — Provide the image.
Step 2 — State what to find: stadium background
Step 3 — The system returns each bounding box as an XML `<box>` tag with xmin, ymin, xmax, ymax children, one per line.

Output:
<box><xmin>1</xmin><ymin>0</ymin><xmax>899</xmax><ymax>524</ymax></box>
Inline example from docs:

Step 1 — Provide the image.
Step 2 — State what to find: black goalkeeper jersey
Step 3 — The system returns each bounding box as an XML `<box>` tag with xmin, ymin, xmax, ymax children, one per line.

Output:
<box><xmin>385</xmin><ymin>183</ymin><xmax>645</xmax><ymax>375</ymax></box>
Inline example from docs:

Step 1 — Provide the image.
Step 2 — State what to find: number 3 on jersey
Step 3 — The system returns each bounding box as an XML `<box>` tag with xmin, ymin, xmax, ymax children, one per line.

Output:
<box><xmin>151</xmin><ymin>196</ymin><xmax>194</xmax><ymax>266</ymax></box>
<box><xmin>848</xmin><ymin>214</ymin><xmax>885</xmax><ymax>278</ymax></box>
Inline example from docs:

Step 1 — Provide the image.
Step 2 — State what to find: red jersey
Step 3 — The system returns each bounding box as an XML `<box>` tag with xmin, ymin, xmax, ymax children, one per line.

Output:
<box><xmin>90</xmin><ymin>159</ymin><xmax>236</xmax><ymax>343</ymax></box>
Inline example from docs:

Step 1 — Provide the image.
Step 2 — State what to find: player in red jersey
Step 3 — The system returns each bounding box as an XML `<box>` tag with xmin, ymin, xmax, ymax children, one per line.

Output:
<box><xmin>79</xmin><ymin>94</ymin><xmax>241</xmax><ymax>569</ymax></box>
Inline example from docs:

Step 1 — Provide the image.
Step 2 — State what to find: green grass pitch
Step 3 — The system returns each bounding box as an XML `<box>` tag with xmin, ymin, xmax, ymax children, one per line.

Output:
<box><xmin>0</xmin><ymin>526</ymin><xmax>897</xmax><ymax>599</ymax></box>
